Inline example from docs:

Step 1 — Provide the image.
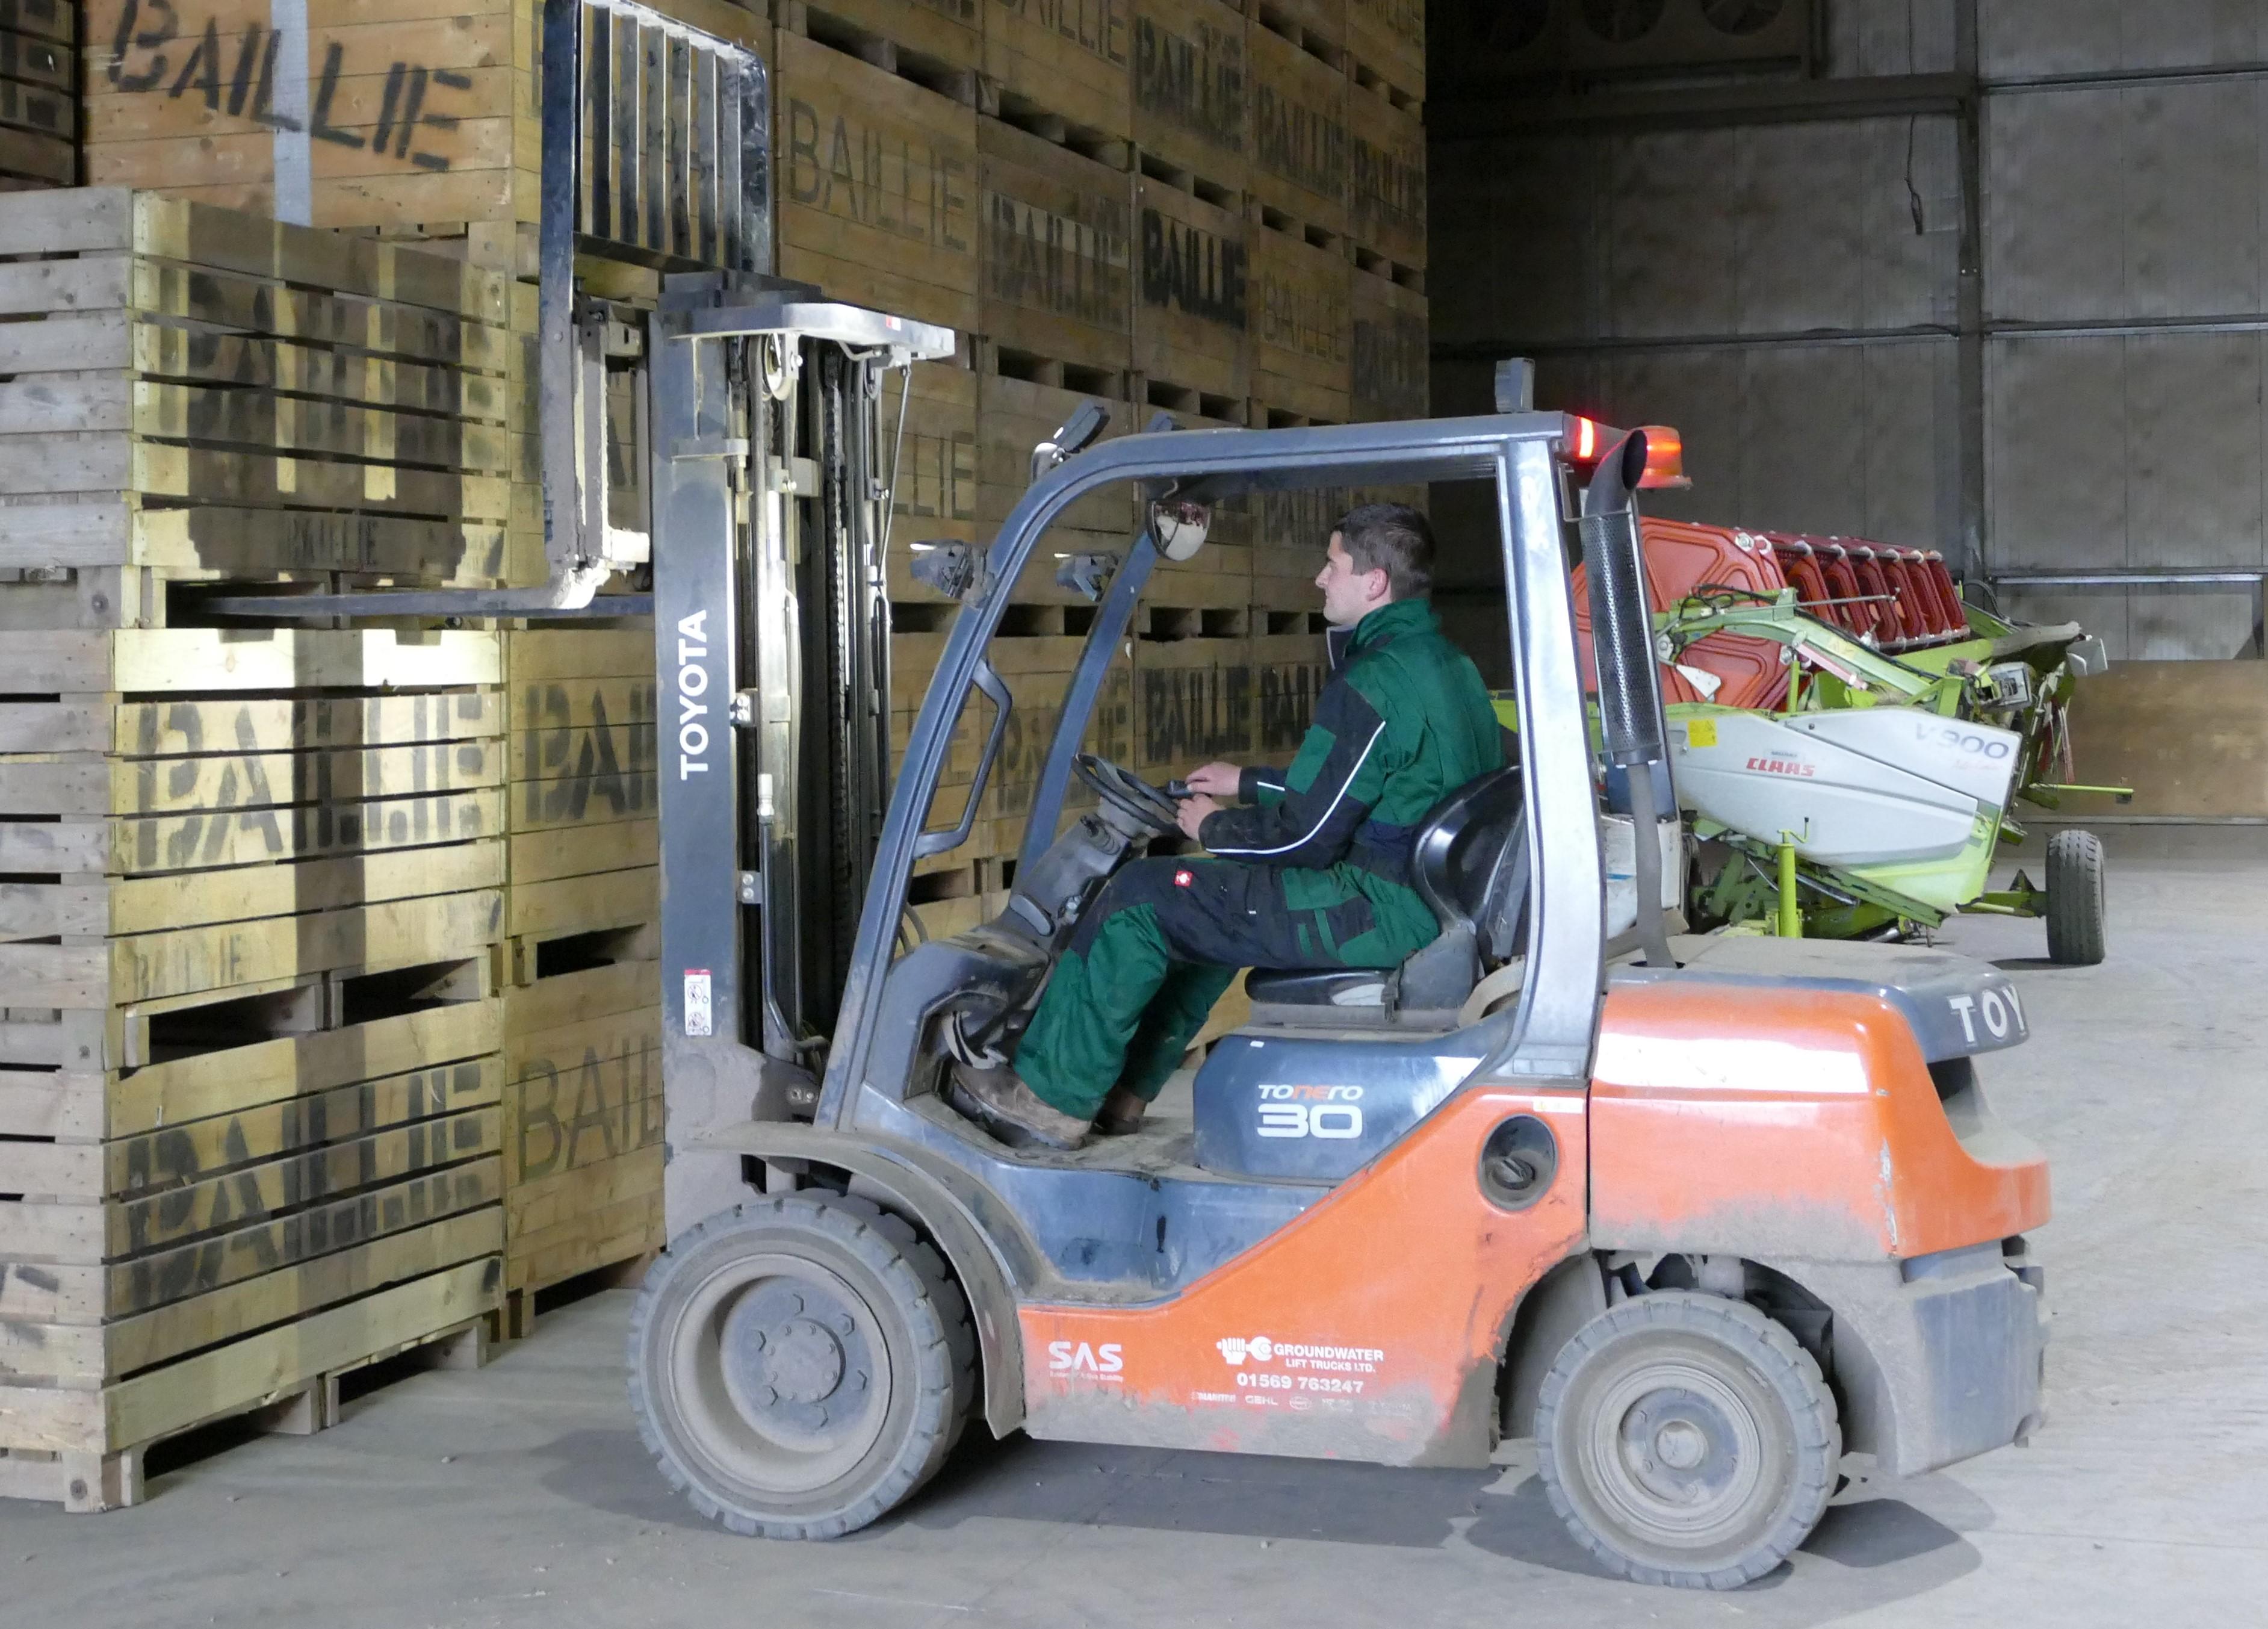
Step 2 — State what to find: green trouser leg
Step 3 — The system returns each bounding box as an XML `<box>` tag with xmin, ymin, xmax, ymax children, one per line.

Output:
<box><xmin>1014</xmin><ymin>903</ymin><xmax>1175</xmax><ymax>1120</ymax></box>
<box><xmin>1115</xmin><ymin>961</ymin><xmax>1238</xmax><ymax>1103</ymax></box>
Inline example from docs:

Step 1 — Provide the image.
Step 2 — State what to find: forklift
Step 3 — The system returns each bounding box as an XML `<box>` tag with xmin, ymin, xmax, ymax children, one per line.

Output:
<box><xmin>211</xmin><ymin>1</ymin><xmax>2051</xmax><ymax>1590</ymax></box>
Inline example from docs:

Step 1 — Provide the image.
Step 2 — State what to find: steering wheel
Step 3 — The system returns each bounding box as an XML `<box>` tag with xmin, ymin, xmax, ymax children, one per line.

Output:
<box><xmin>1074</xmin><ymin>753</ymin><xmax>1183</xmax><ymax>836</ymax></box>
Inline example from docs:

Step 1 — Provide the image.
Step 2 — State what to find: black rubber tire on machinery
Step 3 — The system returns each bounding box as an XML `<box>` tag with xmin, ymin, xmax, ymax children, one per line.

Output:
<box><xmin>1535</xmin><ymin>1291</ymin><xmax>1841</xmax><ymax>1590</ymax></box>
<box><xmin>2044</xmin><ymin>828</ymin><xmax>2107</xmax><ymax>966</ymax></box>
<box><xmin>628</xmin><ymin>1193</ymin><xmax>976</xmax><ymax>1539</ymax></box>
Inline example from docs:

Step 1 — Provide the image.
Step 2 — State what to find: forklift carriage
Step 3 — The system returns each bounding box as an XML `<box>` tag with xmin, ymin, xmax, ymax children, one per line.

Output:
<box><xmin>631</xmin><ymin>323</ymin><xmax>2051</xmax><ymax>1591</ymax></box>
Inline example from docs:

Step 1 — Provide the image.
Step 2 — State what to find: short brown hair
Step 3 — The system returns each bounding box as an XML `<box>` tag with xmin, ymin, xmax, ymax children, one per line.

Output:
<box><xmin>1335</xmin><ymin>503</ymin><xmax>1433</xmax><ymax>600</ymax></box>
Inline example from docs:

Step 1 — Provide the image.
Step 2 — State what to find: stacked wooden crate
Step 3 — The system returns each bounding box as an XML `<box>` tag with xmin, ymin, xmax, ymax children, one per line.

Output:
<box><xmin>494</xmin><ymin>623</ymin><xmax>660</xmax><ymax>1333</ymax></box>
<box><xmin>0</xmin><ymin>0</ymin><xmax>72</xmax><ymax>190</ymax></box>
<box><xmin>0</xmin><ymin>192</ymin><xmax>521</xmax><ymax>1506</ymax></box>
<box><xmin>790</xmin><ymin>0</ymin><xmax>1425</xmax><ymax>926</ymax></box>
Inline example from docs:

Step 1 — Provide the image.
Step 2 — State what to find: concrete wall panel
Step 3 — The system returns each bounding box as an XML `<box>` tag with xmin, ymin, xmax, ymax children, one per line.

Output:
<box><xmin>1826</xmin><ymin>0</ymin><xmax>1956</xmax><ymax>78</ymax></box>
<box><xmin>1988</xmin><ymin>80</ymin><xmax>2267</xmax><ymax>321</ymax></box>
<box><xmin>1986</xmin><ymin>337</ymin><xmax>2129</xmax><ymax>569</ymax></box>
<box><xmin>2127</xmin><ymin>332</ymin><xmax>2266</xmax><ymax>569</ymax></box>
<box><xmin>1608</xmin><ymin>131</ymin><xmax>1743</xmax><ymax>338</ymax></box>
<box><xmin>1981</xmin><ymin>1</ymin><xmax>2268</xmax><ymax>79</ymax></box>
<box><xmin>1989</xmin><ymin>332</ymin><xmax>2267</xmax><ymax>572</ymax></box>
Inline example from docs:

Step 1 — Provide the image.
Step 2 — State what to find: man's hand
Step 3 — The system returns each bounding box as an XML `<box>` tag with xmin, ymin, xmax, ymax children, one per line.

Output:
<box><xmin>1176</xmin><ymin>792</ymin><xmax>1222</xmax><ymax>842</ymax></box>
<box><xmin>1183</xmin><ymin>761</ymin><xmax>1242</xmax><ymax>798</ymax></box>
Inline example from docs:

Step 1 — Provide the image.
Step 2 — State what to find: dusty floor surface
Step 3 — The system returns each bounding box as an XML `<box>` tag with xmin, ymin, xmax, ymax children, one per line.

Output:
<box><xmin>5</xmin><ymin>826</ymin><xmax>2263</xmax><ymax>1627</ymax></box>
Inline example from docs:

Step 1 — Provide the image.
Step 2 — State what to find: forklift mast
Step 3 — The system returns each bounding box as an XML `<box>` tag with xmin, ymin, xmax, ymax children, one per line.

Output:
<box><xmin>200</xmin><ymin>0</ymin><xmax>953</xmax><ymax>1179</ymax></box>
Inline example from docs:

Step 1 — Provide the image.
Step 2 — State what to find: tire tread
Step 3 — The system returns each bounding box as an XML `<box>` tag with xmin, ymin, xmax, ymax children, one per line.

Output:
<box><xmin>1534</xmin><ymin>1289</ymin><xmax>1841</xmax><ymax>1590</ymax></box>
<box><xmin>627</xmin><ymin>1193</ymin><xmax>974</xmax><ymax>1541</ymax></box>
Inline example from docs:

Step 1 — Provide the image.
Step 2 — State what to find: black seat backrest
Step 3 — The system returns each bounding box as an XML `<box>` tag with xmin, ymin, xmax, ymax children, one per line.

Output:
<box><xmin>1411</xmin><ymin>765</ymin><xmax>1529</xmax><ymax>963</ymax></box>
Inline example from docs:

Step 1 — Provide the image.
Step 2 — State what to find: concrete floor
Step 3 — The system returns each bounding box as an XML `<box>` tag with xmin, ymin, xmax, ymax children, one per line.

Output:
<box><xmin>8</xmin><ymin>826</ymin><xmax>2266</xmax><ymax>1628</ymax></box>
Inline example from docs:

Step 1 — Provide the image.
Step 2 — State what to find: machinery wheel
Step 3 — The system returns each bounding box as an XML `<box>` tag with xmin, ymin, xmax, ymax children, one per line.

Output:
<box><xmin>2045</xmin><ymin>828</ymin><xmax>2107</xmax><ymax>966</ymax></box>
<box><xmin>1535</xmin><ymin>1291</ymin><xmax>1841</xmax><ymax>1590</ymax></box>
<box><xmin>628</xmin><ymin>1193</ymin><xmax>976</xmax><ymax>1539</ymax></box>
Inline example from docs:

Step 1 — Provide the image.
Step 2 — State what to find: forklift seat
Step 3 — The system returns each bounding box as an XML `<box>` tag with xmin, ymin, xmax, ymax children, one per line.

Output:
<box><xmin>1243</xmin><ymin>766</ymin><xmax>1529</xmax><ymax>1024</ymax></box>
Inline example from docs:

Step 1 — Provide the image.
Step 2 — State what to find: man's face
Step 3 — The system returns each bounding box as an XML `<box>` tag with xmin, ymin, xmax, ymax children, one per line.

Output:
<box><xmin>1315</xmin><ymin>532</ymin><xmax>1389</xmax><ymax>627</ymax></box>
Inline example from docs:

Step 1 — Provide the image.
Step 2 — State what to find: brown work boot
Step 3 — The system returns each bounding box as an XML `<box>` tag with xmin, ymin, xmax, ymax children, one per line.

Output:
<box><xmin>944</xmin><ymin>1061</ymin><xmax>1090</xmax><ymax>1152</ymax></box>
<box><xmin>1092</xmin><ymin>1085</ymin><xmax>1148</xmax><ymax>1137</ymax></box>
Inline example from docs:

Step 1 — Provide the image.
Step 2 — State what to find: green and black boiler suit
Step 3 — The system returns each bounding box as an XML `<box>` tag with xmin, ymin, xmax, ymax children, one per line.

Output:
<box><xmin>1014</xmin><ymin>597</ymin><xmax>1508</xmax><ymax>1121</ymax></box>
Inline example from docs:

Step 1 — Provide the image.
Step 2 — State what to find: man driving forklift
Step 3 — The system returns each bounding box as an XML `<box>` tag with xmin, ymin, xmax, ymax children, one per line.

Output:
<box><xmin>945</xmin><ymin>502</ymin><xmax>1506</xmax><ymax>1150</ymax></box>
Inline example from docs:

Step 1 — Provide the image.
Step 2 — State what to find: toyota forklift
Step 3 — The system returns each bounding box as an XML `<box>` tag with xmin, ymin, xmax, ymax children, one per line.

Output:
<box><xmin>208</xmin><ymin>1</ymin><xmax>2050</xmax><ymax>1589</ymax></box>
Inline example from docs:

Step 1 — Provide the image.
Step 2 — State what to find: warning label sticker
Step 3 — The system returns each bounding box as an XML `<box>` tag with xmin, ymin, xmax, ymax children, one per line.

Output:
<box><xmin>683</xmin><ymin>969</ymin><xmax>713</xmax><ymax>1037</ymax></box>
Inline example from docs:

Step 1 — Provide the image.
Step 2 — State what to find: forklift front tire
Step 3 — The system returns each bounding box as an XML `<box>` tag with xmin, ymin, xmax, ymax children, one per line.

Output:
<box><xmin>1535</xmin><ymin>1291</ymin><xmax>1840</xmax><ymax>1590</ymax></box>
<box><xmin>2044</xmin><ymin>828</ymin><xmax>2107</xmax><ymax>966</ymax></box>
<box><xmin>628</xmin><ymin>1194</ymin><xmax>974</xmax><ymax>1539</ymax></box>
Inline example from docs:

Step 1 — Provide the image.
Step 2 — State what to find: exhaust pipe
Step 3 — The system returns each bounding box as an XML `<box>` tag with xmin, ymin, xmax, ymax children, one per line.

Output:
<box><xmin>1582</xmin><ymin>432</ymin><xmax>1678</xmax><ymax>969</ymax></box>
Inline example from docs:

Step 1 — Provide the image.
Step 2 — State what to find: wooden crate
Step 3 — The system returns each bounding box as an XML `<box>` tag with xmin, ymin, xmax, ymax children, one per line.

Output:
<box><xmin>881</xmin><ymin>357</ymin><xmax>983</xmax><ymax>606</ymax></box>
<box><xmin>1251</xmin><ymin>482</ymin><xmax>1337</xmax><ymax>619</ymax></box>
<box><xmin>978</xmin><ymin>117</ymin><xmax>1135</xmax><ymax>378</ymax></box>
<box><xmin>778</xmin><ymin>0</ymin><xmax>981</xmax><ymax>75</ymax></box>
<box><xmin>1250</xmin><ymin>0</ymin><xmax>1344</xmax><ymax>61</ymax></box>
<box><xmin>1351</xmin><ymin>267</ymin><xmax>1426</xmax><ymax>421</ymax></box>
<box><xmin>1245</xmin><ymin>14</ymin><xmax>1348</xmax><ymax>243</ymax></box>
<box><xmin>1132</xmin><ymin>633</ymin><xmax>1254</xmax><ymax>778</ymax></box>
<box><xmin>0</xmin><ymin>628</ymin><xmax>508</xmax><ymax>1508</ymax></box>
<box><xmin>499</xmin><ymin>958</ymin><xmax>662</xmax><ymax>1317</ymax></box>
<box><xmin>501</xmin><ymin>624</ymin><xmax>658</xmax><ymax>975</ymax></box>
<box><xmin>1131</xmin><ymin>0</ymin><xmax>1247</xmax><ymax>198</ymax></box>
<box><xmin>1345</xmin><ymin>0</ymin><xmax>1421</xmax><ymax>106</ymax></box>
<box><xmin>1346</xmin><ymin>81</ymin><xmax>1422</xmax><ymax>276</ymax></box>
<box><xmin>1250</xmin><ymin>221</ymin><xmax>1349</xmax><ymax>422</ymax></box>
<box><xmin>0</xmin><ymin>190</ymin><xmax>520</xmax><ymax>624</ymax></box>
<box><xmin>1132</xmin><ymin>174</ymin><xmax>1250</xmax><ymax>409</ymax></box>
<box><xmin>776</xmin><ymin>28</ymin><xmax>981</xmax><ymax>333</ymax></box>
<box><xmin>1250</xmin><ymin>627</ymin><xmax>1329</xmax><ymax>761</ymax></box>
<box><xmin>0</xmin><ymin>0</ymin><xmax>71</xmax><ymax>188</ymax></box>
<box><xmin>985</xmin><ymin>0</ymin><xmax>1134</xmax><ymax>141</ymax></box>
<box><xmin>490</xmin><ymin>625</ymin><xmax>661</xmax><ymax>1311</ymax></box>
<box><xmin>974</xmin><ymin>367</ymin><xmax>1139</xmax><ymax>586</ymax></box>
<box><xmin>77</xmin><ymin>0</ymin><xmax>764</xmax><ymax>239</ymax></box>
<box><xmin>889</xmin><ymin>628</ymin><xmax>1134</xmax><ymax>877</ymax></box>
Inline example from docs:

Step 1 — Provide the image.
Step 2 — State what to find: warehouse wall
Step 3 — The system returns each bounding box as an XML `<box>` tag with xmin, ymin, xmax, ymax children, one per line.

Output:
<box><xmin>1428</xmin><ymin>0</ymin><xmax>2268</xmax><ymax>665</ymax></box>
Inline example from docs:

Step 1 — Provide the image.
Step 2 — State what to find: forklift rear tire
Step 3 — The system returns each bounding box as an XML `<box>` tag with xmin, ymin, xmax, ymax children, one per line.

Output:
<box><xmin>1535</xmin><ymin>1291</ymin><xmax>1840</xmax><ymax>1590</ymax></box>
<box><xmin>628</xmin><ymin>1194</ymin><xmax>975</xmax><ymax>1539</ymax></box>
<box><xmin>2045</xmin><ymin>829</ymin><xmax>2107</xmax><ymax>966</ymax></box>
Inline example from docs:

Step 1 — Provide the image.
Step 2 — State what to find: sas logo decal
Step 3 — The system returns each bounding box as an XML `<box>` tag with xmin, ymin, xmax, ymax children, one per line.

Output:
<box><xmin>1047</xmin><ymin>1340</ymin><xmax>1124</xmax><ymax>1380</ymax></box>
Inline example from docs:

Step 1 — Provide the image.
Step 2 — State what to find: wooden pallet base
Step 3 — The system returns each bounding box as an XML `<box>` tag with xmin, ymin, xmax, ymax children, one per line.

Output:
<box><xmin>0</xmin><ymin>1314</ymin><xmax>488</xmax><ymax>1512</ymax></box>
<box><xmin>494</xmin><ymin>1249</ymin><xmax>658</xmax><ymax>1344</ymax></box>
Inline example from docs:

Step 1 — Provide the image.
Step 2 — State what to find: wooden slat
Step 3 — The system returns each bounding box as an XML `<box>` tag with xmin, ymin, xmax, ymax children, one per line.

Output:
<box><xmin>1346</xmin><ymin>83</ymin><xmax>1423</xmax><ymax>269</ymax></box>
<box><xmin>1133</xmin><ymin>175</ymin><xmax>1250</xmax><ymax>402</ymax></box>
<box><xmin>107</xmin><ymin>998</ymin><xmax>499</xmax><ymax>1133</ymax></box>
<box><xmin>9</xmin><ymin>627</ymin><xmax>499</xmax><ymax>695</ymax></box>
<box><xmin>1346</xmin><ymin>0</ymin><xmax>1422</xmax><ymax>101</ymax></box>
<box><xmin>1246</xmin><ymin>17</ymin><xmax>1348</xmax><ymax>239</ymax></box>
<box><xmin>1132</xmin><ymin>0</ymin><xmax>1247</xmax><ymax>194</ymax></box>
<box><xmin>1250</xmin><ymin>223</ymin><xmax>1350</xmax><ymax>420</ymax></box>
<box><xmin>105</xmin><ymin>1107</ymin><xmax>500</xmax><ymax>1255</ymax></box>
<box><xmin>986</xmin><ymin>0</ymin><xmax>1133</xmax><ymax>138</ymax></box>
<box><xmin>775</xmin><ymin>31</ymin><xmax>980</xmax><ymax>332</ymax></box>
<box><xmin>1350</xmin><ymin>268</ymin><xmax>1426</xmax><ymax>421</ymax></box>
<box><xmin>0</xmin><ymin>1256</ymin><xmax>500</xmax><ymax>1456</ymax></box>
<box><xmin>978</xmin><ymin>118</ymin><xmax>1135</xmax><ymax>374</ymax></box>
<box><xmin>0</xmin><ymin>841</ymin><xmax>503</xmax><ymax>937</ymax></box>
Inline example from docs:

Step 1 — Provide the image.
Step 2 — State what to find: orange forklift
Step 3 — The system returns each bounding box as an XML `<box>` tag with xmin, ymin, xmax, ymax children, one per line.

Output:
<box><xmin>623</xmin><ymin>345</ymin><xmax>2051</xmax><ymax>1589</ymax></box>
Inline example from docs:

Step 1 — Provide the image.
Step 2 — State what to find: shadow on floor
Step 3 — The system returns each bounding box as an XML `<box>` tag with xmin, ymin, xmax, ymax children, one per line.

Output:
<box><xmin>539</xmin><ymin>1425</ymin><xmax>1981</xmax><ymax>1614</ymax></box>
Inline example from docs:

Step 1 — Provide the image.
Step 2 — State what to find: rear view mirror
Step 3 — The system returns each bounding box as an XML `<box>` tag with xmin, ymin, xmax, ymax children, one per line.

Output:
<box><xmin>1153</xmin><ymin>499</ymin><xmax>1212</xmax><ymax>561</ymax></box>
